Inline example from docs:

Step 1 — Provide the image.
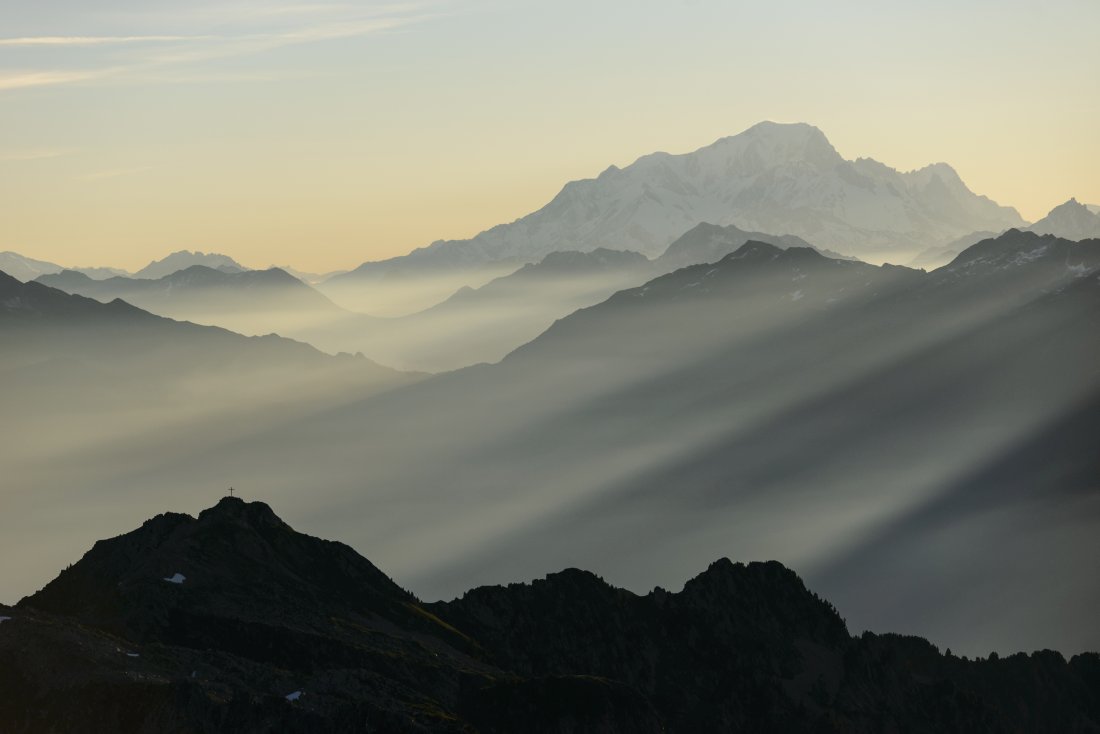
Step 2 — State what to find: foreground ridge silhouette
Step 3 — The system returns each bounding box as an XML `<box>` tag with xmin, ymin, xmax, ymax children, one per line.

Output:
<box><xmin>1</xmin><ymin>498</ymin><xmax>1097</xmax><ymax>733</ymax></box>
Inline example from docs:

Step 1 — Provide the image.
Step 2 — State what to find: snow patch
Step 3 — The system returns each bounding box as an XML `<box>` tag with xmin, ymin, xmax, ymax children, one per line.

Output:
<box><xmin>163</xmin><ymin>572</ymin><xmax>186</xmax><ymax>584</ymax></box>
<box><xmin>1013</xmin><ymin>246</ymin><xmax>1048</xmax><ymax>265</ymax></box>
<box><xmin>0</xmin><ymin>616</ymin><xmax>11</xmax><ymax>624</ymax></box>
<box><xmin>1067</xmin><ymin>263</ymin><xmax>1090</xmax><ymax>277</ymax></box>
<box><xmin>126</xmin><ymin>652</ymin><xmax>140</xmax><ymax>658</ymax></box>
<box><xmin>286</xmin><ymin>690</ymin><xmax>303</xmax><ymax>702</ymax></box>
<box><xmin>791</xmin><ymin>290</ymin><xmax>804</xmax><ymax>301</ymax></box>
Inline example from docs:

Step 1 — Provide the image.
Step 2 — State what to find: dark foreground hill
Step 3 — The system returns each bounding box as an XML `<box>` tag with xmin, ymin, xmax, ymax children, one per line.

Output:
<box><xmin>1</xmin><ymin>498</ymin><xmax>1097</xmax><ymax>733</ymax></box>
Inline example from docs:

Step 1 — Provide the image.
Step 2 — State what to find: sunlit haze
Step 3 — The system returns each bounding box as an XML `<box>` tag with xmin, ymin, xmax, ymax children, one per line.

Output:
<box><xmin>3</xmin><ymin>3</ymin><xmax>1100</xmax><ymax>726</ymax></box>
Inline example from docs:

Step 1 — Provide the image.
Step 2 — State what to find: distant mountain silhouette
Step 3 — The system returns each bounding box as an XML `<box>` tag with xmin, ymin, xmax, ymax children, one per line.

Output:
<box><xmin>125</xmin><ymin>229</ymin><xmax>1100</xmax><ymax>658</ymax></box>
<box><xmin>1</xmin><ymin>269</ymin><xmax>390</xmax><ymax>376</ymax></box>
<box><xmin>328</xmin><ymin>121</ymin><xmax>1024</xmax><ymax>302</ymax></box>
<box><xmin>309</xmin><ymin>228</ymin><xmax>858</xmax><ymax>371</ymax></box>
<box><xmin>907</xmin><ymin>229</ymin><xmax>1003</xmax><ymax>269</ymax></box>
<box><xmin>314</xmin><ymin>248</ymin><xmax>655</xmax><ymax>370</ymax></box>
<box><xmin>2</xmin><ymin>497</ymin><xmax>1096</xmax><ymax>732</ymax></box>
<box><xmin>907</xmin><ymin>201</ymin><xmax>1100</xmax><ymax>268</ymax></box>
<box><xmin>35</xmin><ymin>265</ymin><xmax>349</xmax><ymax>341</ymax></box>
<box><xmin>269</xmin><ymin>264</ymin><xmax>348</xmax><ymax>284</ymax></box>
<box><xmin>0</xmin><ymin>251</ymin><xmax>128</xmax><ymax>282</ymax></box>
<box><xmin>31</xmin><ymin>225</ymin><xmax>866</xmax><ymax>373</ymax></box>
<box><xmin>134</xmin><ymin>249</ymin><xmax>246</xmax><ymax>279</ymax></box>
<box><xmin>5</xmin><ymin>231</ymin><xmax>1098</xmax><ymax>660</ymax></box>
<box><xmin>38</xmin><ymin>265</ymin><xmax>341</xmax><ymax>315</ymax></box>
<box><xmin>653</xmin><ymin>221</ymin><xmax>854</xmax><ymax>271</ymax></box>
<box><xmin>0</xmin><ymin>251</ymin><xmax>66</xmax><ymax>282</ymax></box>
<box><xmin>1025</xmin><ymin>198</ymin><xmax>1100</xmax><ymax>240</ymax></box>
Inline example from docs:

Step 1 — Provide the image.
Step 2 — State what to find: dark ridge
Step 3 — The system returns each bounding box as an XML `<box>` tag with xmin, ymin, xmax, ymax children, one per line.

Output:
<box><xmin>3</xmin><ymin>499</ymin><xmax>1097</xmax><ymax>732</ymax></box>
<box><xmin>727</xmin><ymin>239</ymin><xmax>786</xmax><ymax>260</ymax></box>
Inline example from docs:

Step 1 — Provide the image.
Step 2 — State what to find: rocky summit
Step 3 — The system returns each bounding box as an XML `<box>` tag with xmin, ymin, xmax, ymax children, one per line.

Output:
<box><xmin>0</xmin><ymin>497</ymin><xmax>1097</xmax><ymax>733</ymax></box>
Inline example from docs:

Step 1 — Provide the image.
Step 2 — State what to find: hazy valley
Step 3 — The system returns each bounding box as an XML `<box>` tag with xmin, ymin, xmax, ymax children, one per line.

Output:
<box><xmin>3</xmin><ymin>109</ymin><xmax>1099</xmax><ymax>730</ymax></box>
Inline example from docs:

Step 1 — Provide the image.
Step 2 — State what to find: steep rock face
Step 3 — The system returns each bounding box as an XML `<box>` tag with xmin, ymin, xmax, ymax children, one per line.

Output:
<box><xmin>2</xmin><ymin>499</ymin><xmax>1098</xmax><ymax>732</ymax></box>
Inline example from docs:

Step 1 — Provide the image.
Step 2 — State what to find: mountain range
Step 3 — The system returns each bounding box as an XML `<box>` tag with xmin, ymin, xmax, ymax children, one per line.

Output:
<box><xmin>908</xmin><ymin>197</ymin><xmax>1100</xmax><ymax>268</ymax></box>
<box><xmin>0</xmin><ymin>251</ymin><xmax>128</xmax><ymax>283</ymax></box>
<box><xmin>0</xmin><ymin>248</ymin><xmax>248</xmax><ymax>285</ymax></box>
<box><xmin>32</xmin><ymin>223</ymin><xmax>857</xmax><ymax>372</ymax></box>
<box><xmin>1026</xmin><ymin>197</ymin><xmax>1100</xmax><ymax>240</ymax></box>
<box><xmin>17</xmin><ymin>230</ymin><xmax>1096</xmax><ymax>657</ymax></box>
<box><xmin>308</xmin><ymin>224</ymin><xmax>851</xmax><ymax>371</ymax></box>
<box><xmin>133</xmin><ymin>250</ymin><xmax>247</xmax><ymax>279</ymax></box>
<box><xmin>2</xmin><ymin>497</ymin><xmax>1096</xmax><ymax>733</ymax></box>
<box><xmin>323</xmin><ymin>121</ymin><xmax>1025</xmax><ymax>315</ymax></box>
<box><xmin>35</xmin><ymin>264</ymin><xmax>347</xmax><ymax>339</ymax></box>
<box><xmin>0</xmin><ymin>269</ymin><xmax>417</xmax><ymax>601</ymax></box>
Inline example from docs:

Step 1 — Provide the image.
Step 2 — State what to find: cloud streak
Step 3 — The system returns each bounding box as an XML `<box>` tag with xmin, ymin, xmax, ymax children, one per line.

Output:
<box><xmin>0</xmin><ymin>35</ymin><xmax>215</xmax><ymax>47</ymax></box>
<box><xmin>0</xmin><ymin>3</ymin><xmax>438</xmax><ymax>93</ymax></box>
<box><xmin>0</xmin><ymin>70</ymin><xmax>112</xmax><ymax>91</ymax></box>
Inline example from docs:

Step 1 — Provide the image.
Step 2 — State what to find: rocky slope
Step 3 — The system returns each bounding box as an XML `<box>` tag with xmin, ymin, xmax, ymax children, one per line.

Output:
<box><xmin>1026</xmin><ymin>198</ymin><xmax>1100</xmax><ymax>240</ymax></box>
<box><xmin>1</xmin><ymin>498</ymin><xmax>1097</xmax><ymax>733</ymax></box>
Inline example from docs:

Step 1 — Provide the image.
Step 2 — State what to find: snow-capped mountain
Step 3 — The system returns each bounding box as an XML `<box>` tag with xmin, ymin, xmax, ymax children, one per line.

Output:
<box><xmin>1025</xmin><ymin>198</ymin><xmax>1100</xmax><ymax>241</ymax></box>
<box><xmin>0</xmin><ymin>252</ymin><xmax>128</xmax><ymax>282</ymax></box>
<box><xmin>0</xmin><ymin>252</ymin><xmax>64</xmax><ymax>282</ymax></box>
<box><xmin>341</xmin><ymin>122</ymin><xmax>1023</xmax><ymax>279</ymax></box>
<box><xmin>134</xmin><ymin>250</ymin><xmax>246</xmax><ymax>279</ymax></box>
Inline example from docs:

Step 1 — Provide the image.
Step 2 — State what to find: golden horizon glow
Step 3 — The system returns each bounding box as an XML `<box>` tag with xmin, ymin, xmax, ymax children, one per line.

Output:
<box><xmin>2</xmin><ymin>1</ymin><xmax>1099</xmax><ymax>273</ymax></box>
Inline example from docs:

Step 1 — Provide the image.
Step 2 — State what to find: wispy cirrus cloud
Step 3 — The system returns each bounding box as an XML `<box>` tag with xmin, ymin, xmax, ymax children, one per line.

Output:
<box><xmin>0</xmin><ymin>69</ymin><xmax>114</xmax><ymax>91</ymax></box>
<box><xmin>0</xmin><ymin>35</ymin><xmax>214</xmax><ymax>47</ymax></box>
<box><xmin>0</xmin><ymin>2</ymin><xmax>442</xmax><ymax>92</ymax></box>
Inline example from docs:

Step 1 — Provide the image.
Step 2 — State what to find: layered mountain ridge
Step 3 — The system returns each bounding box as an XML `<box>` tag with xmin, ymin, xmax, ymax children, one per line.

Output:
<box><xmin>3</xmin><ymin>231</ymin><xmax>1098</xmax><ymax>668</ymax></box>
<box><xmin>329</xmin><ymin>121</ymin><xmax>1025</xmax><ymax>294</ymax></box>
<box><xmin>2</xmin><ymin>497</ymin><xmax>1097</xmax><ymax>733</ymax></box>
<box><xmin>36</xmin><ymin>265</ymin><xmax>343</xmax><ymax>325</ymax></box>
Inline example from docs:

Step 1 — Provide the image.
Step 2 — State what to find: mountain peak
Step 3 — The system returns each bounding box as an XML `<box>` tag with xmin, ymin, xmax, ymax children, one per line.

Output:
<box><xmin>197</xmin><ymin>495</ymin><xmax>286</xmax><ymax>529</ymax></box>
<box><xmin>739</xmin><ymin>120</ymin><xmax>828</xmax><ymax>141</ymax></box>
<box><xmin>135</xmin><ymin>250</ymin><xmax>246</xmax><ymax>280</ymax></box>
<box><xmin>1025</xmin><ymin>197</ymin><xmax>1100</xmax><ymax>240</ymax></box>
<box><xmin>728</xmin><ymin>239</ymin><xmax>785</xmax><ymax>261</ymax></box>
<box><xmin>339</xmin><ymin>122</ymin><xmax>1023</xmax><ymax>271</ymax></box>
<box><xmin>19</xmin><ymin>496</ymin><xmax>419</xmax><ymax>644</ymax></box>
<box><xmin>943</xmin><ymin>228</ymin><xmax>1100</xmax><ymax>276</ymax></box>
<box><xmin>8</xmin><ymin>500</ymin><xmax>1100</xmax><ymax>731</ymax></box>
<box><xmin>707</xmin><ymin>121</ymin><xmax>842</xmax><ymax>171</ymax></box>
<box><xmin>1050</xmin><ymin>197</ymin><xmax>1087</xmax><ymax>214</ymax></box>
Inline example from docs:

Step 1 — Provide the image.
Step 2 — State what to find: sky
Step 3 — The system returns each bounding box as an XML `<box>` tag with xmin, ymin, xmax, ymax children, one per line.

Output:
<box><xmin>1</xmin><ymin>0</ymin><xmax>1098</xmax><ymax>273</ymax></box>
